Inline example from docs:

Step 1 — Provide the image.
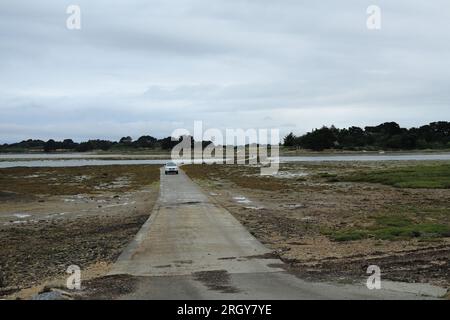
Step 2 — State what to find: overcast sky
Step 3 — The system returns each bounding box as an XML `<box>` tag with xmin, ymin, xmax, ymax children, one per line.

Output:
<box><xmin>1</xmin><ymin>0</ymin><xmax>449</xmax><ymax>143</ymax></box>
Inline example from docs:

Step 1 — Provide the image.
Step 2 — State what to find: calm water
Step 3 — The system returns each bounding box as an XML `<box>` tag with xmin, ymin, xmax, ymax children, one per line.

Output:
<box><xmin>0</xmin><ymin>158</ymin><xmax>219</xmax><ymax>168</ymax></box>
<box><xmin>279</xmin><ymin>153</ymin><xmax>450</xmax><ymax>162</ymax></box>
<box><xmin>0</xmin><ymin>159</ymin><xmax>168</xmax><ymax>168</ymax></box>
<box><xmin>0</xmin><ymin>153</ymin><xmax>449</xmax><ymax>168</ymax></box>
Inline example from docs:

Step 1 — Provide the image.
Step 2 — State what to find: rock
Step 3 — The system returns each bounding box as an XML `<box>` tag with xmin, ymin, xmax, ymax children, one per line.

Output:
<box><xmin>32</xmin><ymin>291</ymin><xmax>65</xmax><ymax>300</ymax></box>
<box><xmin>282</xmin><ymin>203</ymin><xmax>305</xmax><ymax>209</ymax></box>
<box><xmin>32</xmin><ymin>288</ymin><xmax>74</xmax><ymax>300</ymax></box>
<box><xmin>301</xmin><ymin>216</ymin><xmax>314</xmax><ymax>222</ymax></box>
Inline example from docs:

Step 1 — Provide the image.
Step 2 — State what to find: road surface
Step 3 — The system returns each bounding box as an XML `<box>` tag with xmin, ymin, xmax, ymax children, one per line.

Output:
<box><xmin>109</xmin><ymin>168</ymin><xmax>438</xmax><ymax>299</ymax></box>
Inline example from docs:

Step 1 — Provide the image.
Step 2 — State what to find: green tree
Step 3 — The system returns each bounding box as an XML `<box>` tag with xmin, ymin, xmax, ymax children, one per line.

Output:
<box><xmin>283</xmin><ymin>132</ymin><xmax>297</xmax><ymax>147</ymax></box>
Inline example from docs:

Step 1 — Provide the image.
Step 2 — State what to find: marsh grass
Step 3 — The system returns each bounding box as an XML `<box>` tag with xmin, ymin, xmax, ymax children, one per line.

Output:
<box><xmin>338</xmin><ymin>164</ymin><xmax>450</xmax><ymax>188</ymax></box>
<box><xmin>329</xmin><ymin>214</ymin><xmax>450</xmax><ymax>241</ymax></box>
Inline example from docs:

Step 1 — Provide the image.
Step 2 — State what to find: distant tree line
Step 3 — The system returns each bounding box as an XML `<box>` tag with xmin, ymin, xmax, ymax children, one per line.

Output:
<box><xmin>283</xmin><ymin>121</ymin><xmax>450</xmax><ymax>151</ymax></box>
<box><xmin>0</xmin><ymin>135</ymin><xmax>213</xmax><ymax>153</ymax></box>
<box><xmin>1</xmin><ymin>121</ymin><xmax>448</xmax><ymax>153</ymax></box>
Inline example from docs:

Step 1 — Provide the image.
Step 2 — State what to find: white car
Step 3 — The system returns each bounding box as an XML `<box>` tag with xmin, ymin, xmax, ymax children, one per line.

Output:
<box><xmin>164</xmin><ymin>162</ymin><xmax>179</xmax><ymax>175</ymax></box>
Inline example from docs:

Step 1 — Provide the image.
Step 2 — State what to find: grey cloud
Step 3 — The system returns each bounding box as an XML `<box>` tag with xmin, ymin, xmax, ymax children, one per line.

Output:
<box><xmin>0</xmin><ymin>0</ymin><xmax>449</xmax><ymax>142</ymax></box>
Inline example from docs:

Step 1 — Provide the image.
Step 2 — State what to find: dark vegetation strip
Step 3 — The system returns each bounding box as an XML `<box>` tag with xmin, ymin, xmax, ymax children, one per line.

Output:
<box><xmin>283</xmin><ymin>121</ymin><xmax>449</xmax><ymax>151</ymax></box>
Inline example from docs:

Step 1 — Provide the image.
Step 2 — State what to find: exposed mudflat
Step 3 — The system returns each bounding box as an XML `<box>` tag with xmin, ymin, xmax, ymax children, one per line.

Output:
<box><xmin>0</xmin><ymin>165</ymin><xmax>160</xmax><ymax>298</ymax></box>
<box><xmin>184</xmin><ymin>161</ymin><xmax>450</xmax><ymax>290</ymax></box>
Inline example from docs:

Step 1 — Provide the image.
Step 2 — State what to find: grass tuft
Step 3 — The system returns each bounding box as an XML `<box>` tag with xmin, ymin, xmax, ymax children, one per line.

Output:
<box><xmin>339</xmin><ymin>164</ymin><xmax>450</xmax><ymax>189</ymax></box>
<box><xmin>329</xmin><ymin>214</ymin><xmax>450</xmax><ymax>242</ymax></box>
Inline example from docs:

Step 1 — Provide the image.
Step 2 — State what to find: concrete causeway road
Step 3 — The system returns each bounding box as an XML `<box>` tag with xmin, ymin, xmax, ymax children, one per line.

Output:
<box><xmin>109</xmin><ymin>168</ymin><xmax>437</xmax><ymax>299</ymax></box>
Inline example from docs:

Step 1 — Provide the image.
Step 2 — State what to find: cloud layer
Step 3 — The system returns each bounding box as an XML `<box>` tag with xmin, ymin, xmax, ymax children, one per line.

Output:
<box><xmin>1</xmin><ymin>0</ymin><xmax>449</xmax><ymax>142</ymax></box>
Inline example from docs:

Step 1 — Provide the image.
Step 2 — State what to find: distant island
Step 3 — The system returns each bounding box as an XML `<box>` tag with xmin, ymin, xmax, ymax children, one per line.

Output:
<box><xmin>0</xmin><ymin>121</ymin><xmax>448</xmax><ymax>153</ymax></box>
